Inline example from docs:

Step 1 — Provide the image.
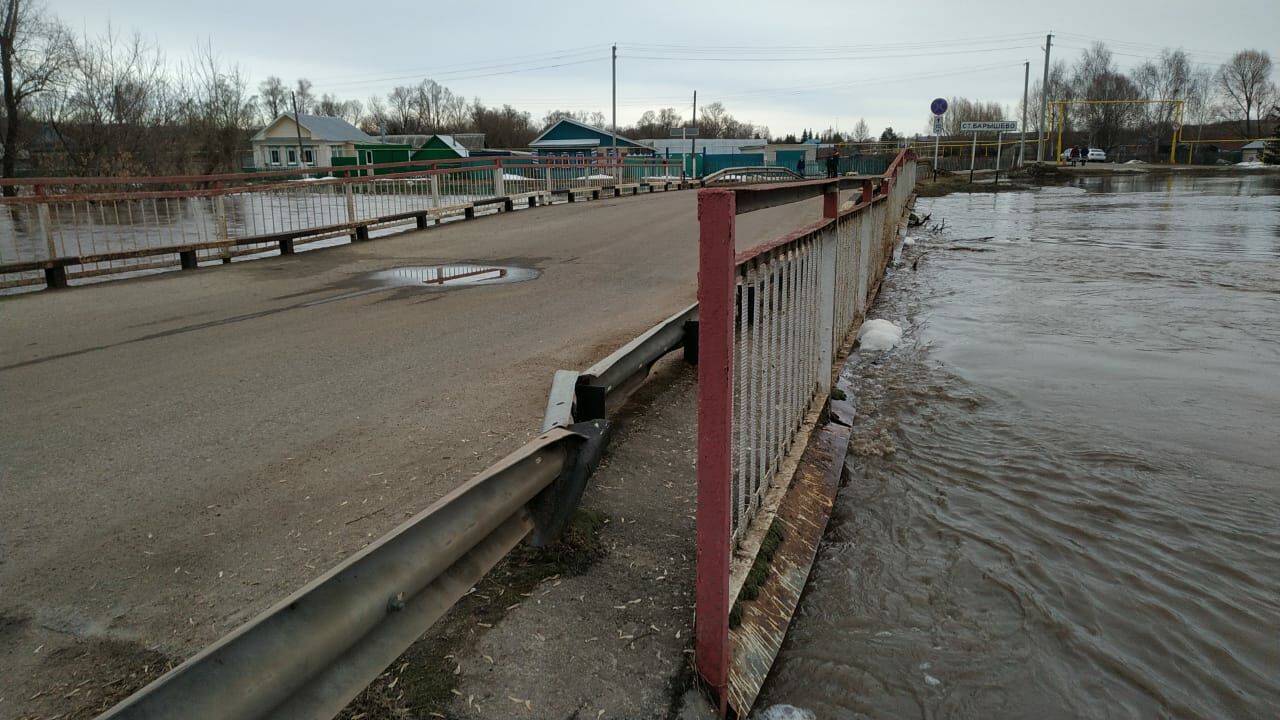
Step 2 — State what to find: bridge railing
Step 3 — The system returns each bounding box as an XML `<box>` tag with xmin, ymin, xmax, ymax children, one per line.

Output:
<box><xmin>695</xmin><ymin>150</ymin><xmax>916</xmax><ymax>715</ymax></box>
<box><xmin>0</xmin><ymin>156</ymin><xmax>681</xmax><ymax>290</ymax></box>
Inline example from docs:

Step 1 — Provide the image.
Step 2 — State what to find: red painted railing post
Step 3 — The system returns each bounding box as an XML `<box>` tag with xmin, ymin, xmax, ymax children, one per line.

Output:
<box><xmin>695</xmin><ymin>188</ymin><xmax>736</xmax><ymax>711</ymax></box>
<box><xmin>861</xmin><ymin>179</ymin><xmax>874</xmax><ymax>204</ymax></box>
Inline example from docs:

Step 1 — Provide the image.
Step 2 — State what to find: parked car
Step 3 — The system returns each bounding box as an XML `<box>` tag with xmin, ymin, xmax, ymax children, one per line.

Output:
<box><xmin>1087</xmin><ymin>147</ymin><xmax>1107</xmax><ymax>162</ymax></box>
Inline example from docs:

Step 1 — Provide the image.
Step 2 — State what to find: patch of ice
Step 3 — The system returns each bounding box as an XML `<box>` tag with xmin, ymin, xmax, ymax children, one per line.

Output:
<box><xmin>903</xmin><ymin>237</ymin><xmax>916</xmax><ymax>246</ymax></box>
<box><xmin>755</xmin><ymin>705</ymin><xmax>816</xmax><ymax>720</ymax></box>
<box><xmin>858</xmin><ymin>318</ymin><xmax>903</xmax><ymax>352</ymax></box>
<box><xmin>924</xmin><ymin>674</ymin><xmax>942</xmax><ymax>687</ymax></box>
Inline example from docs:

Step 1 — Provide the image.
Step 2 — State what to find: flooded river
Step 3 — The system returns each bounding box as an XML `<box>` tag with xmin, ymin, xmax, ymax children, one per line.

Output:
<box><xmin>758</xmin><ymin>174</ymin><xmax>1280</xmax><ymax>718</ymax></box>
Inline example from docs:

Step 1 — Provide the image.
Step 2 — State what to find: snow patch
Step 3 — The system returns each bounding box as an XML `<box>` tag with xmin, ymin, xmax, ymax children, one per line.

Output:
<box><xmin>903</xmin><ymin>237</ymin><xmax>916</xmax><ymax>246</ymax></box>
<box><xmin>1236</xmin><ymin>160</ymin><xmax>1275</xmax><ymax>168</ymax></box>
<box><xmin>502</xmin><ymin>172</ymin><xmax>529</xmax><ymax>180</ymax></box>
<box><xmin>858</xmin><ymin>319</ymin><xmax>903</xmax><ymax>352</ymax></box>
<box><xmin>1124</xmin><ymin>159</ymin><xmax>1144</xmax><ymax>164</ymax></box>
<box><xmin>755</xmin><ymin>705</ymin><xmax>816</xmax><ymax>720</ymax></box>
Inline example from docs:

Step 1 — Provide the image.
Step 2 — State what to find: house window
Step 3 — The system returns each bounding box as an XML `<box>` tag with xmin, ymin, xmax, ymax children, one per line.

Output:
<box><xmin>287</xmin><ymin>148</ymin><xmax>297</xmax><ymax>165</ymax></box>
<box><xmin>330</xmin><ymin>145</ymin><xmax>344</xmax><ymax>159</ymax></box>
<box><xmin>269</xmin><ymin>148</ymin><xmax>280</xmax><ymax>165</ymax></box>
<box><xmin>303</xmin><ymin>148</ymin><xmax>314</xmax><ymax>165</ymax></box>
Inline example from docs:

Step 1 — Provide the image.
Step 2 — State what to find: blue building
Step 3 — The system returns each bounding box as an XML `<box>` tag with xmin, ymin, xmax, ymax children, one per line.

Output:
<box><xmin>528</xmin><ymin>118</ymin><xmax>652</xmax><ymax>157</ymax></box>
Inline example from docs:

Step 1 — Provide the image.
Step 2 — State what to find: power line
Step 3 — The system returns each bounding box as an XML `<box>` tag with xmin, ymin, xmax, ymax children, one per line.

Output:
<box><xmin>622</xmin><ymin>45</ymin><xmax>1038</xmax><ymax>63</ymax></box>
<box><xmin>614</xmin><ymin>61</ymin><xmax>1027</xmax><ymax>107</ymax></box>
<box><xmin>1053</xmin><ymin>44</ymin><xmax>1222</xmax><ymax>69</ymax></box>
<box><xmin>308</xmin><ymin>46</ymin><xmax>609</xmax><ymax>89</ymax></box>
<box><xmin>625</xmin><ymin>32</ymin><xmax>1044</xmax><ymax>53</ymax></box>
<box><xmin>1054</xmin><ymin>32</ymin><xmax>1234</xmax><ymax>62</ymax></box>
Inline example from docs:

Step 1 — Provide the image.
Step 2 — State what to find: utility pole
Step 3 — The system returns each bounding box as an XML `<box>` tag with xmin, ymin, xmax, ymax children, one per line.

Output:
<box><xmin>1037</xmin><ymin>33</ymin><xmax>1052</xmax><ymax>162</ymax></box>
<box><xmin>690</xmin><ymin>90</ymin><xmax>697</xmax><ymax>178</ymax></box>
<box><xmin>291</xmin><ymin>91</ymin><xmax>306</xmax><ymax>173</ymax></box>
<box><xmin>611</xmin><ymin>44</ymin><xmax>617</xmax><ymax>160</ymax></box>
<box><xmin>1019</xmin><ymin>61</ymin><xmax>1029</xmax><ymax>166</ymax></box>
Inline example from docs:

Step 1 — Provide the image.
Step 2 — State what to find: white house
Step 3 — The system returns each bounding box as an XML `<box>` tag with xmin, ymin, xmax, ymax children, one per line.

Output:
<box><xmin>251</xmin><ymin>113</ymin><xmax>375</xmax><ymax>169</ymax></box>
<box><xmin>1241</xmin><ymin>140</ymin><xmax>1265</xmax><ymax>163</ymax></box>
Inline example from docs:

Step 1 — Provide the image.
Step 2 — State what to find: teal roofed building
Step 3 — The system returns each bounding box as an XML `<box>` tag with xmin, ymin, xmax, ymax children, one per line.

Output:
<box><xmin>528</xmin><ymin>118</ymin><xmax>651</xmax><ymax>157</ymax></box>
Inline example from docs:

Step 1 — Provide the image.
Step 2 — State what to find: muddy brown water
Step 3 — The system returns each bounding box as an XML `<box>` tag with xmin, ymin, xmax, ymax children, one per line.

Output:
<box><xmin>757</xmin><ymin>174</ymin><xmax>1280</xmax><ymax>719</ymax></box>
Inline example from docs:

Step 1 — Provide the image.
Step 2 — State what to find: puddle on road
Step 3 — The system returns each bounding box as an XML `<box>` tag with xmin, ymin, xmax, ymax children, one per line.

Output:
<box><xmin>368</xmin><ymin>264</ymin><xmax>539</xmax><ymax>289</ymax></box>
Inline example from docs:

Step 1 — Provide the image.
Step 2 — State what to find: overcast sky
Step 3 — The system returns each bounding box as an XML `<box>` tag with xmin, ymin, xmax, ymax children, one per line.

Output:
<box><xmin>51</xmin><ymin>0</ymin><xmax>1279</xmax><ymax>137</ymax></box>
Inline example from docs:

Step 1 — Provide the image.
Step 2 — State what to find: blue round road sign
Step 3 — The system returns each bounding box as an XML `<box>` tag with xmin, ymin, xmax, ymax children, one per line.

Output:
<box><xmin>931</xmin><ymin>97</ymin><xmax>948</xmax><ymax>115</ymax></box>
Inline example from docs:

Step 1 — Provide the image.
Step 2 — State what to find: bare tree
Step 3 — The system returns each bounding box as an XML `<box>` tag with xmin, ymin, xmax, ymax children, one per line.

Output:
<box><xmin>258</xmin><ymin>75</ymin><xmax>285</xmax><ymax>121</ymax></box>
<box><xmin>470</xmin><ymin>100</ymin><xmax>535</xmax><ymax>147</ymax></box>
<box><xmin>851</xmin><ymin>118</ymin><xmax>870</xmax><ymax>142</ymax></box>
<box><xmin>1217</xmin><ymin>49</ymin><xmax>1276</xmax><ymax>138</ymax></box>
<box><xmin>932</xmin><ymin>97</ymin><xmax>1005</xmax><ymax>136</ymax></box>
<box><xmin>362</xmin><ymin>94</ymin><xmax>387</xmax><ymax>134</ymax></box>
<box><xmin>293</xmin><ymin>77</ymin><xmax>312</xmax><ymax>114</ymax></box>
<box><xmin>1134</xmin><ymin>48</ymin><xmax>1192</xmax><ymax>156</ymax></box>
<box><xmin>656</xmin><ymin>107</ymin><xmax>682</xmax><ymax>130</ymax></box>
<box><xmin>1072</xmin><ymin>43</ymin><xmax>1140</xmax><ymax>150</ymax></box>
<box><xmin>540</xmin><ymin>109</ymin><xmax>589</xmax><ymax>129</ymax></box>
<box><xmin>49</xmin><ymin>28</ymin><xmax>172</xmax><ymax>175</ymax></box>
<box><xmin>0</xmin><ymin>0</ymin><xmax>71</xmax><ymax>191</ymax></box>
<box><xmin>186</xmin><ymin>42</ymin><xmax>256</xmax><ymax>173</ymax></box>
<box><xmin>386</xmin><ymin>85</ymin><xmax>415</xmax><ymax>132</ymax></box>
<box><xmin>1029</xmin><ymin>59</ymin><xmax>1073</xmax><ymax>136</ymax></box>
<box><xmin>316</xmin><ymin>92</ymin><xmax>343</xmax><ymax>117</ymax></box>
<box><xmin>699</xmin><ymin>101</ymin><xmax>726</xmax><ymax>137</ymax></box>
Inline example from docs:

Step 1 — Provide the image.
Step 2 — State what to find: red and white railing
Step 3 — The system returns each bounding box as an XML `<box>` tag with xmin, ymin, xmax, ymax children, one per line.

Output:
<box><xmin>695</xmin><ymin>150</ymin><xmax>916</xmax><ymax>715</ymax></box>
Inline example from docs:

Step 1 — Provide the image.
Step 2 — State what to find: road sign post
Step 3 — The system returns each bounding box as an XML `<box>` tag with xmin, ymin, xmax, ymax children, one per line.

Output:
<box><xmin>930</xmin><ymin>98</ymin><xmax>948</xmax><ymax>179</ymax></box>
<box><xmin>994</xmin><ymin>131</ymin><xmax>1004</xmax><ymax>185</ymax></box>
<box><xmin>969</xmin><ymin>131</ymin><xmax>978</xmax><ymax>183</ymax></box>
<box><xmin>672</xmin><ymin>125</ymin><xmax>699</xmax><ymax>180</ymax></box>
<box><xmin>959</xmin><ymin>121</ymin><xmax>1018</xmax><ymax>184</ymax></box>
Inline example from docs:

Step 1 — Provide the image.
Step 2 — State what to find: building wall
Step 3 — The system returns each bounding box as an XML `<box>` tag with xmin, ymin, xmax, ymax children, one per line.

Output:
<box><xmin>253</xmin><ymin>141</ymin><xmax>358</xmax><ymax>169</ymax></box>
<box><xmin>260</xmin><ymin>117</ymin><xmax>314</xmax><ymax>140</ymax></box>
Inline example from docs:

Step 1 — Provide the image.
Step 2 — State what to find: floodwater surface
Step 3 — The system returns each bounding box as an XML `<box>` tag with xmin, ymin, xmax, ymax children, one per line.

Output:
<box><xmin>758</xmin><ymin>174</ymin><xmax>1280</xmax><ymax>719</ymax></box>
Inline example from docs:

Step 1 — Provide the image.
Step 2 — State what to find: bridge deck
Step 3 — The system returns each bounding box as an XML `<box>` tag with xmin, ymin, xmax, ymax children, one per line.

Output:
<box><xmin>0</xmin><ymin>188</ymin><xmax>837</xmax><ymax>713</ymax></box>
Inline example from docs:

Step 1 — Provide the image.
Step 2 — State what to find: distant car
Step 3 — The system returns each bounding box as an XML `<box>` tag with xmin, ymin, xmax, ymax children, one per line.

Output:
<box><xmin>1087</xmin><ymin>148</ymin><xmax>1107</xmax><ymax>162</ymax></box>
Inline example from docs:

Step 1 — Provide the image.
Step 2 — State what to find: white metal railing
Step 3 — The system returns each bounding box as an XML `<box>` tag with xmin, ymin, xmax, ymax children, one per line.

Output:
<box><xmin>0</xmin><ymin>156</ymin><xmax>681</xmax><ymax>289</ymax></box>
<box><xmin>694</xmin><ymin>150</ymin><xmax>917</xmax><ymax>714</ymax></box>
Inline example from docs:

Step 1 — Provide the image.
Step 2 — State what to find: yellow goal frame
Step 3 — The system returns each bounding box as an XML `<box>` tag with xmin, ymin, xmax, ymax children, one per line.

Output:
<box><xmin>1051</xmin><ymin>99</ymin><xmax>1185</xmax><ymax>164</ymax></box>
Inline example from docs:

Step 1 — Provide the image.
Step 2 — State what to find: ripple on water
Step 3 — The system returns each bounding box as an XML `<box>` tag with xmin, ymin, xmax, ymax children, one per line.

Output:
<box><xmin>757</xmin><ymin>175</ymin><xmax>1280</xmax><ymax>719</ymax></box>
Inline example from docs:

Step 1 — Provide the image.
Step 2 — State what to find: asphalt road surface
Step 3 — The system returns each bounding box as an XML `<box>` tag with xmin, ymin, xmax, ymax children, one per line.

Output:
<box><xmin>0</xmin><ymin>187</ymin><xmax>837</xmax><ymax>718</ymax></box>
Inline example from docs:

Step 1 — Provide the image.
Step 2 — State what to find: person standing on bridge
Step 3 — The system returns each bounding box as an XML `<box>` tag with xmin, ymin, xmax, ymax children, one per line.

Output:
<box><xmin>826</xmin><ymin>151</ymin><xmax>840</xmax><ymax>178</ymax></box>
<box><xmin>797</xmin><ymin>156</ymin><xmax>806</xmax><ymax>177</ymax></box>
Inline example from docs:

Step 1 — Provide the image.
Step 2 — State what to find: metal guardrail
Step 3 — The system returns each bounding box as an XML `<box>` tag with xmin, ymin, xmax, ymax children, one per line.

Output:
<box><xmin>101</xmin><ymin>426</ymin><xmax>601</xmax><ymax>720</ymax></box>
<box><xmin>98</xmin><ymin>301</ymin><xmax>701</xmax><ymax>720</ymax></box>
<box><xmin>701</xmin><ymin>166</ymin><xmax>802</xmax><ymax>185</ymax></box>
<box><xmin>574</xmin><ymin>303</ymin><xmax>699</xmax><ymax>422</ymax></box>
